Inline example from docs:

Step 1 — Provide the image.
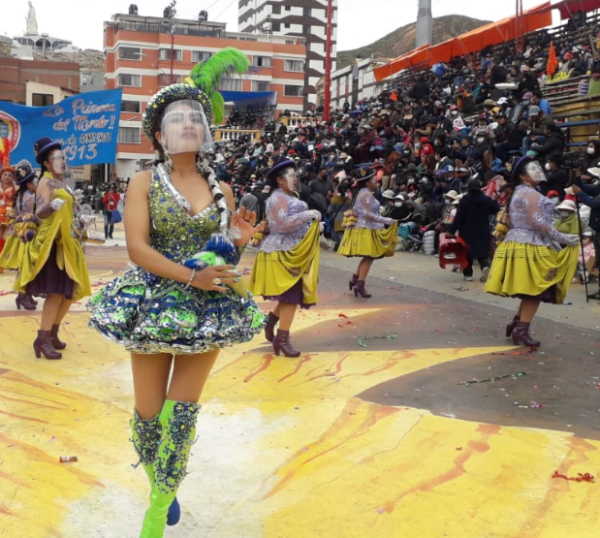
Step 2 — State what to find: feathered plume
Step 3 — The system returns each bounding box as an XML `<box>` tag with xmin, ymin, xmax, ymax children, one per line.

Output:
<box><xmin>0</xmin><ymin>137</ymin><xmax>11</xmax><ymax>169</ymax></box>
<box><xmin>186</xmin><ymin>48</ymin><xmax>250</xmax><ymax>124</ymax></box>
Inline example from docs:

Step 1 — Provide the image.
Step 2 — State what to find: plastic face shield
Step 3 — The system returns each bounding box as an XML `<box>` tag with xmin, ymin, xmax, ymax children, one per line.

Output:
<box><xmin>525</xmin><ymin>161</ymin><xmax>547</xmax><ymax>184</ymax></box>
<box><xmin>282</xmin><ymin>167</ymin><xmax>299</xmax><ymax>191</ymax></box>
<box><xmin>46</xmin><ymin>149</ymin><xmax>67</xmax><ymax>176</ymax></box>
<box><xmin>159</xmin><ymin>100</ymin><xmax>213</xmax><ymax>155</ymax></box>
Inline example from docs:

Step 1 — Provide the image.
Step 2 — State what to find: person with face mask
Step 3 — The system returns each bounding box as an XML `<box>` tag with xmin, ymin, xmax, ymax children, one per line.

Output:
<box><xmin>2</xmin><ymin>138</ymin><xmax>92</xmax><ymax>360</ymax></box>
<box><xmin>338</xmin><ymin>168</ymin><xmax>398</xmax><ymax>298</ymax></box>
<box><xmin>539</xmin><ymin>156</ymin><xmax>567</xmax><ymax>199</ymax></box>
<box><xmin>485</xmin><ymin>157</ymin><xmax>579</xmax><ymax>348</ymax></box>
<box><xmin>89</xmin><ymin>49</ymin><xmax>266</xmax><ymax>538</ymax></box>
<box><xmin>251</xmin><ymin>156</ymin><xmax>322</xmax><ymax>357</ymax></box>
<box><xmin>554</xmin><ymin>199</ymin><xmax>580</xmax><ymax>238</ymax></box>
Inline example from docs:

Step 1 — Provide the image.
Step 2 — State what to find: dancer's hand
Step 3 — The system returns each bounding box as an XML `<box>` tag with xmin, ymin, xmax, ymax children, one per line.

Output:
<box><xmin>51</xmin><ymin>199</ymin><xmax>66</xmax><ymax>211</ymax></box>
<box><xmin>231</xmin><ymin>207</ymin><xmax>265</xmax><ymax>246</ymax></box>
<box><xmin>565</xmin><ymin>234</ymin><xmax>580</xmax><ymax>247</ymax></box>
<box><xmin>307</xmin><ymin>210</ymin><xmax>322</xmax><ymax>221</ymax></box>
<box><xmin>190</xmin><ymin>264</ymin><xmax>240</xmax><ymax>293</ymax></box>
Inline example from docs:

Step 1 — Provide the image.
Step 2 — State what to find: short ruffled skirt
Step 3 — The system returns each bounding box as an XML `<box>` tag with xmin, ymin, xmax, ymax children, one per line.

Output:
<box><xmin>337</xmin><ymin>224</ymin><xmax>398</xmax><ymax>259</ymax></box>
<box><xmin>88</xmin><ymin>267</ymin><xmax>266</xmax><ymax>355</ymax></box>
<box><xmin>485</xmin><ymin>241</ymin><xmax>578</xmax><ymax>304</ymax></box>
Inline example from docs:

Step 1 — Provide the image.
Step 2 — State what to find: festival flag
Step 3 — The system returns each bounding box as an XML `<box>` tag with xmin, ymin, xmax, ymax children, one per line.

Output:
<box><xmin>547</xmin><ymin>41</ymin><xmax>558</xmax><ymax>77</ymax></box>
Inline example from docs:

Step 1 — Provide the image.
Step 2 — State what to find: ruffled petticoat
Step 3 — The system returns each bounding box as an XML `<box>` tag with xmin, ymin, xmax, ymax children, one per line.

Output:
<box><xmin>88</xmin><ymin>267</ymin><xmax>266</xmax><ymax>355</ymax></box>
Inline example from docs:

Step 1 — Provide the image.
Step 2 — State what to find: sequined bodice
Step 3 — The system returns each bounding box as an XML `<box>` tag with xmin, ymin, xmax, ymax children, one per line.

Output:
<box><xmin>149</xmin><ymin>173</ymin><xmax>220</xmax><ymax>262</ymax></box>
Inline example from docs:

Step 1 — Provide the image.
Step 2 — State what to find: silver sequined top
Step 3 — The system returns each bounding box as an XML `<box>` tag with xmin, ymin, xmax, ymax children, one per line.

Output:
<box><xmin>354</xmin><ymin>188</ymin><xmax>395</xmax><ymax>230</ymax></box>
<box><xmin>260</xmin><ymin>189</ymin><xmax>313</xmax><ymax>253</ymax></box>
<box><xmin>149</xmin><ymin>172</ymin><xmax>221</xmax><ymax>262</ymax></box>
<box><xmin>505</xmin><ymin>184</ymin><xmax>573</xmax><ymax>249</ymax></box>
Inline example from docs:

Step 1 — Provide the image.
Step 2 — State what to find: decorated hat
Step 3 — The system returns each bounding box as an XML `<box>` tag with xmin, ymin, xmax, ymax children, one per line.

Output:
<box><xmin>265</xmin><ymin>156</ymin><xmax>296</xmax><ymax>181</ymax></box>
<box><xmin>353</xmin><ymin>167</ymin><xmax>375</xmax><ymax>183</ymax></box>
<box><xmin>510</xmin><ymin>155</ymin><xmax>533</xmax><ymax>183</ymax></box>
<box><xmin>142</xmin><ymin>48</ymin><xmax>250</xmax><ymax>147</ymax></box>
<box><xmin>14</xmin><ymin>160</ymin><xmax>36</xmax><ymax>185</ymax></box>
<box><xmin>33</xmin><ymin>137</ymin><xmax>62</xmax><ymax>165</ymax></box>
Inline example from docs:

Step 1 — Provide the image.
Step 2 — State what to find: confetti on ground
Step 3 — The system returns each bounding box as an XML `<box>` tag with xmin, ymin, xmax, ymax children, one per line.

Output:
<box><xmin>358</xmin><ymin>333</ymin><xmax>398</xmax><ymax>348</ymax></box>
<box><xmin>459</xmin><ymin>372</ymin><xmax>527</xmax><ymax>386</ymax></box>
<box><xmin>491</xmin><ymin>349</ymin><xmax>537</xmax><ymax>356</ymax></box>
<box><xmin>552</xmin><ymin>471</ymin><xmax>595</xmax><ymax>483</ymax></box>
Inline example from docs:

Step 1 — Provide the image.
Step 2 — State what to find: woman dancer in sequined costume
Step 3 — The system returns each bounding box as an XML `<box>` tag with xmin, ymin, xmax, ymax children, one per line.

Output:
<box><xmin>485</xmin><ymin>157</ymin><xmax>579</xmax><ymax>347</ymax></box>
<box><xmin>337</xmin><ymin>168</ymin><xmax>398</xmax><ymax>297</ymax></box>
<box><xmin>88</xmin><ymin>49</ymin><xmax>264</xmax><ymax>538</ymax></box>
<box><xmin>0</xmin><ymin>163</ymin><xmax>17</xmax><ymax>273</ymax></box>
<box><xmin>250</xmin><ymin>157</ymin><xmax>322</xmax><ymax>357</ymax></box>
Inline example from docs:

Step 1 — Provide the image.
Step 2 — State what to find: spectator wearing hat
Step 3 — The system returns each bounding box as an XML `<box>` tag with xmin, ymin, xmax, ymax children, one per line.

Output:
<box><xmin>449</xmin><ymin>179</ymin><xmax>500</xmax><ymax>281</ymax></box>
<box><xmin>12</xmin><ymin>137</ymin><xmax>92</xmax><ymax>360</ymax></box>
<box><xmin>250</xmin><ymin>157</ymin><xmax>322</xmax><ymax>357</ymax></box>
<box><xmin>554</xmin><ymin>199</ymin><xmax>580</xmax><ymax>238</ymax></box>
<box><xmin>0</xmin><ymin>160</ymin><xmax>38</xmax><ymax>310</ymax></box>
<box><xmin>485</xmin><ymin>157</ymin><xmax>579</xmax><ymax>347</ymax></box>
<box><xmin>338</xmin><ymin>168</ymin><xmax>397</xmax><ymax>298</ymax></box>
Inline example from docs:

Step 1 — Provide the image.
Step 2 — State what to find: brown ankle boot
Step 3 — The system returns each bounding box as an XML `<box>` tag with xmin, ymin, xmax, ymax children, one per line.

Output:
<box><xmin>353</xmin><ymin>280</ymin><xmax>371</xmax><ymax>298</ymax></box>
<box><xmin>33</xmin><ymin>331</ymin><xmax>62</xmax><ymax>360</ymax></box>
<box><xmin>511</xmin><ymin>322</ymin><xmax>540</xmax><ymax>348</ymax></box>
<box><xmin>264</xmin><ymin>312</ymin><xmax>279</xmax><ymax>343</ymax></box>
<box><xmin>51</xmin><ymin>324</ymin><xmax>67</xmax><ymax>350</ymax></box>
<box><xmin>272</xmin><ymin>329</ymin><xmax>301</xmax><ymax>358</ymax></box>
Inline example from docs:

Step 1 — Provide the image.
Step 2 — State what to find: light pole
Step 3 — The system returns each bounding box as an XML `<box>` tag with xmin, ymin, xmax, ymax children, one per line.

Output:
<box><xmin>164</xmin><ymin>1</ymin><xmax>177</xmax><ymax>84</ymax></box>
<box><xmin>323</xmin><ymin>0</ymin><xmax>333</xmax><ymax>121</ymax></box>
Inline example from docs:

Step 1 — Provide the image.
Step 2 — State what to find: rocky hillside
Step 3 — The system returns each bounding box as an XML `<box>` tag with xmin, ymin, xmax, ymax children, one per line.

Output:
<box><xmin>337</xmin><ymin>15</ymin><xmax>492</xmax><ymax>68</ymax></box>
<box><xmin>33</xmin><ymin>49</ymin><xmax>104</xmax><ymax>70</ymax></box>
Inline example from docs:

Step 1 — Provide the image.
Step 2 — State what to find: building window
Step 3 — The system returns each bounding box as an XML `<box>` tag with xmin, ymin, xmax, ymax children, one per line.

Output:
<box><xmin>252</xmin><ymin>56</ymin><xmax>272</xmax><ymax>68</ymax></box>
<box><xmin>118</xmin><ymin>74</ymin><xmax>141</xmax><ymax>87</ymax></box>
<box><xmin>303</xmin><ymin>7</ymin><xmax>311</xmax><ymax>17</ymax></box>
<box><xmin>271</xmin><ymin>22</ymin><xmax>280</xmax><ymax>32</ymax></box>
<box><xmin>158</xmin><ymin>74</ymin><xmax>182</xmax><ymax>87</ymax></box>
<box><xmin>284</xmin><ymin>85</ymin><xmax>303</xmax><ymax>97</ymax></box>
<box><xmin>285</xmin><ymin>39</ymin><xmax>295</xmax><ymax>45</ymax></box>
<box><xmin>285</xmin><ymin>60</ymin><xmax>304</xmax><ymax>72</ymax></box>
<box><xmin>80</xmin><ymin>73</ymin><xmax>94</xmax><ymax>86</ymax></box>
<box><xmin>118</xmin><ymin>46</ymin><xmax>141</xmax><ymax>60</ymax></box>
<box><xmin>159</xmin><ymin>48</ymin><xmax>182</xmax><ymax>61</ymax></box>
<box><xmin>303</xmin><ymin>25</ymin><xmax>311</xmax><ymax>35</ymax></box>
<box><xmin>285</xmin><ymin>5</ymin><xmax>291</xmax><ymax>10</ymax></box>
<box><xmin>32</xmin><ymin>93</ymin><xmax>54</xmax><ymax>106</ymax></box>
<box><xmin>284</xmin><ymin>23</ymin><xmax>290</xmax><ymax>28</ymax></box>
<box><xmin>192</xmin><ymin>51</ymin><xmax>212</xmax><ymax>62</ymax></box>
<box><xmin>219</xmin><ymin>78</ymin><xmax>242</xmax><ymax>91</ymax></box>
<box><xmin>272</xmin><ymin>5</ymin><xmax>281</xmax><ymax>14</ymax></box>
<box><xmin>252</xmin><ymin>81</ymin><xmax>270</xmax><ymax>92</ymax></box>
<box><xmin>118</xmin><ymin>127</ymin><xmax>141</xmax><ymax>144</ymax></box>
<box><xmin>121</xmin><ymin>100</ymin><xmax>141</xmax><ymax>113</ymax></box>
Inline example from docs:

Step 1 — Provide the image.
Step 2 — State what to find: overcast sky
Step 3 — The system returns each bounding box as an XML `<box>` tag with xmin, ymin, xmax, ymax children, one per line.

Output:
<box><xmin>1</xmin><ymin>0</ymin><xmax>556</xmax><ymax>53</ymax></box>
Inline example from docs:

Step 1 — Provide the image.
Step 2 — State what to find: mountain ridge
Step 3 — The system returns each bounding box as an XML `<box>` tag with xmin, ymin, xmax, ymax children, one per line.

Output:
<box><xmin>336</xmin><ymin>15</ymin><xmax>493</xmax><ymax>69</ymax></box>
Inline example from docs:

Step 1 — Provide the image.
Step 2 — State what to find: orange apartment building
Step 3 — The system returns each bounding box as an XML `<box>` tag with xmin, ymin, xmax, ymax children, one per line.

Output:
<box><xmin>104</xmin><ymin>11</ymin><xmax>306</xmax><ymax>179</ymax></box>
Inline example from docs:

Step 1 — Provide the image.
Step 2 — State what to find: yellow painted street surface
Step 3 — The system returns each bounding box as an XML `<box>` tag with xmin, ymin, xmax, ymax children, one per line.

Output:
<box><xmin>0</xmin><ymin>248</ymin><xmax>599</xmax><ymax>538</ymax></box>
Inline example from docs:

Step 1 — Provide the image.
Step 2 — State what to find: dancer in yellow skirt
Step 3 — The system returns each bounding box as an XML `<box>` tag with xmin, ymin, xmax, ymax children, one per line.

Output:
<box><xmin>337</xmin><ymin>167</ymin><xmax>398</xmax><ymax>298</ymax></box>
<box><xmin>2</xmin><ymin>137</ymin><xmax>91</xmax><ymax>359</ymax></box>
<box><xmin>250</xmin><ymin>156</ymin><xmax>322</xmax><ymax>357</ymax></box>
<box><xmin>485</xmin><ymin>156</ymin><xmax>579</xmax><ymax>347</ymax></box>
<box><xmin>0</xmin><ymin>160</ymin><xmax>39</xmax><ymax>310</ymax></box>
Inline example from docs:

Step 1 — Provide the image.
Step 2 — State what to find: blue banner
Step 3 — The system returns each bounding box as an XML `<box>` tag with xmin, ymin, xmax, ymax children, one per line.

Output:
<box><xmin>0</xmin><ymin>89</ymin><xmax>122</xmax><ymax>166</ymax></box>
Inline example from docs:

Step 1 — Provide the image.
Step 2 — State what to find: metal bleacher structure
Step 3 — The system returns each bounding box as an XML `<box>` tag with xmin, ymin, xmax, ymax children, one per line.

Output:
<box><xmin>385</xmin><ymin>9</ymin><xmax>600</xmax><ymax>155</ymax></box>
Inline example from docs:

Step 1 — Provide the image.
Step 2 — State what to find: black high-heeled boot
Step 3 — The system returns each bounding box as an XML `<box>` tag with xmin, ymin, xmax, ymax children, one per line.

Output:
<box><xmin>264</xmin><ymin>312</ymin><xmax>279</xmax><ymax>343</ymax></box>
<box><xmin>348</xmin><ymin>274</ymin><xmax>358</xmax><ymax>291</ymax></box>
<box><xmin>15</xmin><ymin>293</ymin><xmax>36</xmax><ymax>310</ymax></box>
<box><xmin>505</xmin><ymin>315</ymin><xmax>520</xmax><ymax>338</ymax></box>
<box><xmin>511</xmin><ymin>322</ymin><xmax>541</xmax><ymax>348</ymax></box>
<box><xmin>353</xmin><ymin>280</ymin><xmax>371</xmax><ymax>298</ymax></box>
<box><xmin>51</xmin><ymin>324</ymin><xmax>67</xmax><ymax>350</ymax></box>
<box><xmin>33</xmin><ymin>331</ymin><xmax>62</xmax><ymax>360</ymax></box>
<box><xmin>272</xmin><ymin>329</ymin><xmax>301</xmax><ymax>358</ymax></box>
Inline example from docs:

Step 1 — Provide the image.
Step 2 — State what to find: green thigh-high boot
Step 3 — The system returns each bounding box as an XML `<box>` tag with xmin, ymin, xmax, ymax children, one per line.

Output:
<box><xmin>139</xmin><ymin>400</ymin><xmax>200</xmax><ymax>538</ymax></box>
<box><xmin>130</xmin><ymin>410</ymin><xmax>181</xmax><ymax>526</ymax></box>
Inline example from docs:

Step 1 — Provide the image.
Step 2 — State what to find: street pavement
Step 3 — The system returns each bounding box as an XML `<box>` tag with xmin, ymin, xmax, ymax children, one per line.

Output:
<box><xmin>1</xmin><ymin>221</ymin><xmax>600</xmax><ymax>538</ymax></box>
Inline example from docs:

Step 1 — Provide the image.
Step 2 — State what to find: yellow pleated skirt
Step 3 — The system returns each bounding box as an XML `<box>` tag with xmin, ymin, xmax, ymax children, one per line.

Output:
<box><xmin>337</xmin><ymin>223</ymin><xmax>398</xmax><ymax>259</ymax></box>
<box><xmin>485</xmin><ymin>241</ymin><xmax>578</xmax><ymax>304</ymax></box>
<box><xmin>250</xmin><ymin>221</ymin><xmax>321</xmax><ymax>305</ymax></box>
<box><xmin>0</xmin><ymin>234</ymin><xmax>26</xmax><ymax>270</ymax></box>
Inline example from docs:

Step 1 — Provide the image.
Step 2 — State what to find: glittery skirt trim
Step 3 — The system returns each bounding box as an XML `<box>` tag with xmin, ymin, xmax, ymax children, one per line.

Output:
<box><xmin>87</xmin><ymin>267</ymin><xmax>266</xmax><ymax>354</ymax></box>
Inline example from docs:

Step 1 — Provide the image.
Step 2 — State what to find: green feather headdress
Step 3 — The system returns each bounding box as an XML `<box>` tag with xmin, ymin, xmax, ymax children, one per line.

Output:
<box><xmin>185</xmin><ymin>48</ymin><xmax>250</xmax><ymax>125</ymax></box>
<box><xmin>142</xmin><ymin>47</ymin><xmax>250</xmax><ymax>146</ymax></box>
